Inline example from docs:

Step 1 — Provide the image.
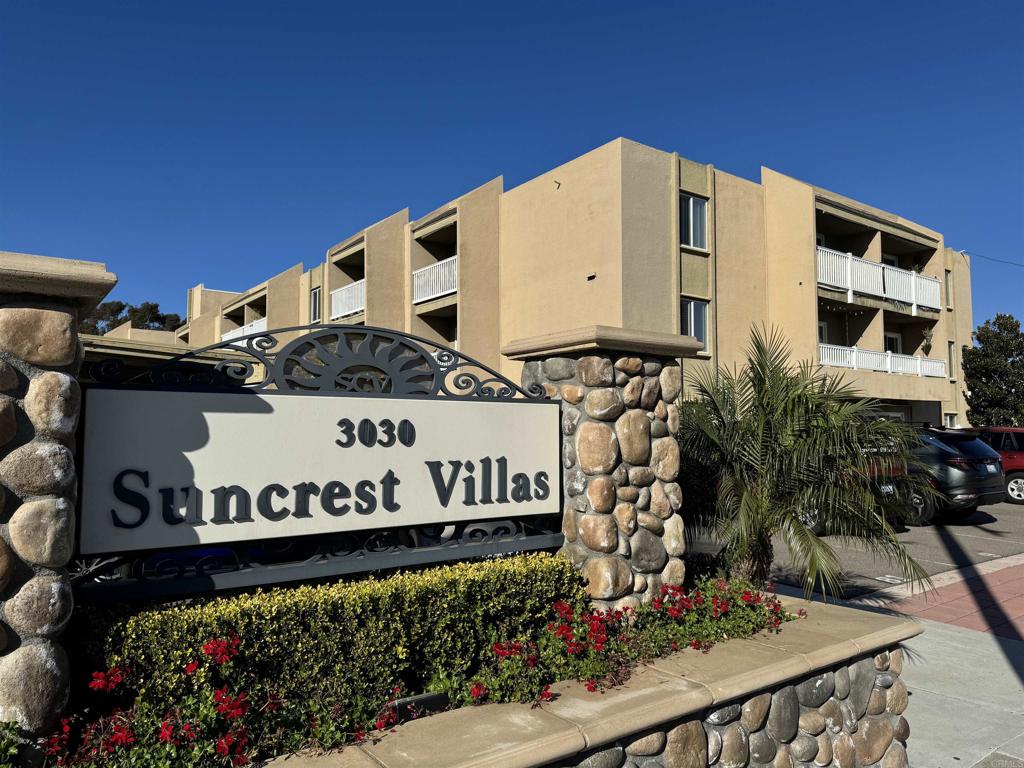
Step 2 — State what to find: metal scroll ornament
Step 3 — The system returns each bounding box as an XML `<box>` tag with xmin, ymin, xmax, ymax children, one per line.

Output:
<box><xmin>89</xmin><ymin>324</ymin><xmax>543</xmax><ymax>400</ymax></box>
<box><xmin>70</xmin><ymin>517</ymin><xmax>563</xmax><ymax>603</ymax></box>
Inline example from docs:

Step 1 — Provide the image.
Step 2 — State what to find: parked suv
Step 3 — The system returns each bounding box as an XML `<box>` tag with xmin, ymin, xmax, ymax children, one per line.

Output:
<box><xmin>976</xmin><ymin>427</ymin><xmax>1024</xmax><ymax>504</ymax></box>
<box><xmin>908</xmin><ymin>428</ymin><xmax>1005</xmax><ymax>523</ymax></box>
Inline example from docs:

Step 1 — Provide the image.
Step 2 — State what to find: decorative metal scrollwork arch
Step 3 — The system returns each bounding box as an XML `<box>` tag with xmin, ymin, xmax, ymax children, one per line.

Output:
<box><xmin>89</xmin><ymin>324</ymin><xmax>543</xmax><ymax>400</ymax></box>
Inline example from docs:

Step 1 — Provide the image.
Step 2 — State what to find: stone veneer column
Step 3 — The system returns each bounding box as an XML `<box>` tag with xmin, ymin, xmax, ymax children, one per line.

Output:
<box><xmin>508</xmin><ymin>327</ymin><xmax>701</xmax><ymax>610</ymax></box>
<box><xmin>0</xmin><ymin>253</ymin><xmax>116</xmax><ymax>736</ymax></box>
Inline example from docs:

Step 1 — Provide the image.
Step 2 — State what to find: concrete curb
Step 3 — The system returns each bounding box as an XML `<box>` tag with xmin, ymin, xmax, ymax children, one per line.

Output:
<box><xmin>775</xmin><ymin>551</ymin><xmax>1024</xmax><ymax>610</ymax></box>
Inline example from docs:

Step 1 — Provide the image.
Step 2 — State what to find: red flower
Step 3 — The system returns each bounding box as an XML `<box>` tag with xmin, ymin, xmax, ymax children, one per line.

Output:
<box><xmin>553</xmin><ymin>601</ymin><xmax>573</xmax><ymax>621</ymax></box>
<box><xmin>158</xmin><ymin>720</ymin><xmax>174</xmax><ymax>743</ymax></box>
<box><xmin>107</xmin><ymin>723</ymin><xmax>134</xmax><ymax>749</ymax></box>
<box><xmin>180</xmin><ymin>722</ymin><xmax>198</xmax><ymax>742</ymax></box>
<box><xmin>214</xmin><ymin>687</ymin><xmax>249</xmax><ymax>720</ymax></box>
<box><xmin>470</xmin><ymin>682</ymin><xmax>488</xmax><ymax>702</ymax></box>
<box><xmin>183</xmin><ymin>660</ymin><xmax>199</xmax><ymax>675</ymax></box>
<box><xmin>202</xmin><ymin>634</ymin><xmax>241</xmax><ymax>665</ymax></box>
<box><xmin>585</xmin><ymin>679</ymin><xmax>598</xmax><ymax>693</ymax></box>
<box><xmin>539</xmin><ymin>685</ymin><xmax>553</xmax><ymax>702</ymax></box>
<box><xmin>44</xmin><ymin>718</ymin><xmax>72</xmax><ymax>758</ymax></box>
<box><xmin>741</xmin><ymin>590</ymin><xmax>753</xmax><ymax>603</ymax></box>
<box><xmin>216</xmin><ymin>734</ymin><xmax>234</xmax><ymax>756</ymax></box>
<box><xmin>88</xmin><ymin>666</ymin><xmax>127</xmax><ymax>693</ymax></box>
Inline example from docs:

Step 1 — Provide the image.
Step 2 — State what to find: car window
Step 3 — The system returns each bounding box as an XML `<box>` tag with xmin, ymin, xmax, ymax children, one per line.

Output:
<box><xmin>938</xmin><ymin>433</ymin><xmax>1001</xmax><ymax>459</ymax></box>
<box><xmin>917</xmin><ymin>432</ymin><xmax>957</xmax><ymax>453</ymax></box>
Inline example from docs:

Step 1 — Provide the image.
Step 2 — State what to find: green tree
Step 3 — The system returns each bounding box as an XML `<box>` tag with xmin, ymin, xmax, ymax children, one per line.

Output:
<box><xmin>79</xmin><ymin>301</ymin><xmax>182</xmax><ymax>335</ymax></box>
<box><xmin>677</xmin><ymin>327</ymin><xmax>929</xmax><ymax>596</ymax></box>
<box><xmin>962</xmin><ymin>313</ymin><xmax>1024</xmax><ymax>427</ymax></box>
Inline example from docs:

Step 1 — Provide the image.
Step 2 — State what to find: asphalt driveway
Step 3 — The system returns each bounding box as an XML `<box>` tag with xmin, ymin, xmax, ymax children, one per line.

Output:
<box><xmin>772</xmin><ymin>501</ymin><xmax>1024</xmax><ymax>598</ymax></box>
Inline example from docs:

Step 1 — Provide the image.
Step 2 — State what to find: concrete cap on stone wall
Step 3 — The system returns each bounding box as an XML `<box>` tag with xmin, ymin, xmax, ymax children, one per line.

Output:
<box><xmin>0</xmin><ymin>251</ymin><xmax>117</xmax><ymax>312</ymax></box>
<box><xmin>502</xmin><ymin>325</ymin><xmax>702</xmax><ymax>360</ymax></box>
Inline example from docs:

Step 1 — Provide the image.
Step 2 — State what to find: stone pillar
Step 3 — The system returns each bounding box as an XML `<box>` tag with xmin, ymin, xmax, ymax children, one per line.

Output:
<box><xmin>506</xmin><ymin>326</ymin><xmax>701</xmax><ymax>610</ymax></box>
<box><xmin>0</xmin><ymin>253</ymin><xmax>116</xmax><ymax>735</ymax></box>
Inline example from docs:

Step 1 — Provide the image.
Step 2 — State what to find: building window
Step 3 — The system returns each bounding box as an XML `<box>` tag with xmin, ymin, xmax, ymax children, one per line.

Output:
<box><xmin>681</xmin><ymin>298</ymin><xmax>708</xmax><ymax>347</ymax></box>
<box><xmin>818</xmin><ymin>321</ymin><xmax>828</xmax><ymax>344</ymax></box>
<box><xmin>947</xmin><ymin>340</ymin><xmax>956</xmax><ymax>380</ymax></box>
<box><xmin>944</xmin><ymin>269</ymin><xmax>954</xmax><ymax>309</ymax></box>
<box><xmin>884</xmin><ymin>332</ymin><xmax>903</xmax><ymax>355</ymax></box>
<box><xmin>310</xmin><ymin>287</ymin><xmax>321</xmax><ymax>324</ymax></box>
<box><xmin>680</xmin><ymin>194</ymin><xmax>708</xmax><ymax>250</ymax></box>
<box><xmin>944</xmin><ymin>413</ymin><xmax>958</xmax><ymax>429</ymax></box>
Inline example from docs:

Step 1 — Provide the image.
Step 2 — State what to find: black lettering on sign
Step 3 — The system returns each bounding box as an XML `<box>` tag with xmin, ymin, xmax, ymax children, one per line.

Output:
<box><xmin>337</xmin><ymin>418</ymin><xmax>417</xmax><ymax>448</ymax></box>
<box><xmin>426</xmin><ymin>460</ymin><xmax>461</xmax><ymax>507</ymax></box>
<box><xmin>534</xmin><ymin>471</ymin><xmax>550</xmax><ymax>500</ymax></box>
<box><xmin>320</xmin><ymin>480</ymin><xmax>351</xmax><ymax>516</ymax></box>
<box><xmin>381</xmin><ymin>469</ymin><xmax>401</xmax><ymax>512</ymax></box>
<box><xmin>357</xmin><ymin>419</ymin><xmax>377</xmax><ymax>447</ymax></box>
<box><xmin>111</xmin><ymin>469</ymin><xmax>150</xmax><ymax>529</ymax></box>
<box><xmin>377</xmin><ymin>418</ymin><xmax>396</xmax><ymax>447</ymax></box>
<box><xmin>212</xmin><ymin>486</ymin><xmax>252</xmax><ymax>524</ymax></box>
<box><xmin>355</xmin><ymin>479</ymin><xmax>377</xmax><ymax>514</ymax></box>
<box><xmin>258</xmin><ymin>483</ymin><xmax>291</xmax><ymax>521</ymax></box>
<box><xmin>291</xmin><ymin>481</ymin><xmax>320</xmax><ymax>518</ymax></box>
<box><xmin>397</xmin><ymin>419</ymin><xmax>416</xmax><ymax>446</ymax></box>
<box><xmin>511</xmin><ymin>472</ymin><xmax>532</xmax><ymax>503</ymax></box>
<box><xmin>158</xmin><ymin>486</ymin><xmax>187</xmax><ymax>525</ymax></box>
<box><xmin>336</xmin><ymin>418</ymin><xmax>356</xmax><ymax>448</ymax></box>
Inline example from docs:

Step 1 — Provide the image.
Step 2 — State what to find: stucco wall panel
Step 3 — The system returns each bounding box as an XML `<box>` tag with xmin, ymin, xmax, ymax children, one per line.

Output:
<box><xmin>500</xmin><ymin>140</ymin><xmax>625</xmax><ymax>348</ymax></box>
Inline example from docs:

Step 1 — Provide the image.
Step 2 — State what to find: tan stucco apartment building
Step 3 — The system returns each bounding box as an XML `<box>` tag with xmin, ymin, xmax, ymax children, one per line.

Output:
<box><xmin>167</xmin><ymin>138</ymin><xmax>974</xmax><ymax>427</ymax></box>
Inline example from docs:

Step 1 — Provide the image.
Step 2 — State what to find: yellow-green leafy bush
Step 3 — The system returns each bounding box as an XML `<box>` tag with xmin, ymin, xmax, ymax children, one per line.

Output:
<box><xmin>99</xmin><ymin>554</ymin><xmax>583</xmax><ymax>722</ymax></box>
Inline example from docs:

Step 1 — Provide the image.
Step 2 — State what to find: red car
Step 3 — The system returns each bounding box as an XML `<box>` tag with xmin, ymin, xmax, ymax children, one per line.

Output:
<box><xmin>977</xmin><ymin>427</ymin><xmax>1024</xmax><ymax>504</ymax></box>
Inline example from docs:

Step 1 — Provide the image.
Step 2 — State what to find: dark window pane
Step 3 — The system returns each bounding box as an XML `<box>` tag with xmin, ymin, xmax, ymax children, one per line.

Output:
<box><xmin>691</xmin><ymin>198</ymin><xmax>707</xmax><ymax>249</ymax></box>
<box><xmin>680</xmin><ymin>195</ymin><xmax>692</xmax><ymax>247</ymax></box>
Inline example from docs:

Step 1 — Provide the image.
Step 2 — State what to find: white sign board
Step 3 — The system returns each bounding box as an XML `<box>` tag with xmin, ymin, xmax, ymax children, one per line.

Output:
<box><xmin>79</xmin><ymin>389</ymin><xmax>560</xmax><ymax>555</ymax></box>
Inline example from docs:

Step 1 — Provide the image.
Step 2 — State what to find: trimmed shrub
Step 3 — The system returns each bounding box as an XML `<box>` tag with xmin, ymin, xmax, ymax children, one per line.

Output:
<box><xmin>98</xmin><ymin>554</ymin><xmax>583</xmax><ymax>726</ymax></box>
<box><xmin>48</xmin><ymin>564</ymin><xmax>795</xmax><ymax>766</ymax></box>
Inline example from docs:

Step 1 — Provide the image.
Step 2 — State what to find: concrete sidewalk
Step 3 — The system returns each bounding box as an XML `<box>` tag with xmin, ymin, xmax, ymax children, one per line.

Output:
<box><xmin>899</xmin><ymin>618</ymin><xmax>1024</xmax><ymax>768</ymax></box>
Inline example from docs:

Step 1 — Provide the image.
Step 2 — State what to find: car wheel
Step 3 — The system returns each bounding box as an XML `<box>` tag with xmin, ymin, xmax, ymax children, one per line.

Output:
<box><xmin>907</xmin><ymin>492</ymin><xmax>935</xmax><ymax>526</ymax></box>
<box><xmin>1007</xmin><ymin>473</ymin><xmax>1024</xmax><ymax>505</ymax></box>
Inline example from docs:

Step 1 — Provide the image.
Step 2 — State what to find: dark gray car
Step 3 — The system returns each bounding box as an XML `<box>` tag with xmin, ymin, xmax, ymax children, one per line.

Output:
<box><xmin>908</xmin><ymin>429</ymin><xmax>1005</xmax><ymax>524</ymax></box>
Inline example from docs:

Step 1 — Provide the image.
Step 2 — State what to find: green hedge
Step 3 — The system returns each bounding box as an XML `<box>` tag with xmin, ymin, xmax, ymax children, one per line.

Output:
<box><xmin>98</xmin><ymin>554</ymin><xmax>583</xmax><ymax>728</ymax></box>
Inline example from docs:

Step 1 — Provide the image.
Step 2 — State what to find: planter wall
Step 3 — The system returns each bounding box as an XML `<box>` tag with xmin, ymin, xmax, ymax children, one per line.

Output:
<box><xmin>551</xmin><ymin>646</ymin><xmax>909</xmax><ymax>768</ymax></box>
<box><xmin>325</xmin><ymin>598</ymin><xmax>922</xmax><ymax>768</ymax></box>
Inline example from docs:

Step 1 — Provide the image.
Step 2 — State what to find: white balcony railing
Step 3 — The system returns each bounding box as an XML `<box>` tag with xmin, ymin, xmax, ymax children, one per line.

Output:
<box><xmin>819</xmin><ymin>343</ymin><xmax>947</xmax><ymax>378</ymax></box>
<box><xmin>816</xmin><ymin>246</ymin><xmax>942</xmax><ymax>314</ymax></box>
<box><xmin>221</xmin><ymin>317</ymin><xmax>267</xmax><ymax>344</ymax></box>
<box><xmin>413</xmin><ymin>255</ymin><xmax>458</xmax><ymax>304</ymax></box>
<box><xmin>330</xmin><ymin>279</ymin><xmax>366</xmax><ymax>320</ymax></box>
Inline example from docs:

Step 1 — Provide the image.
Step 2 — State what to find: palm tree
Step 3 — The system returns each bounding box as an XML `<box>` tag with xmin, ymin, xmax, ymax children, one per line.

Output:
<box><xmin>677</xmin><ymin>327</ymin><xmax>930</xmax><ymax>597</ymax></box>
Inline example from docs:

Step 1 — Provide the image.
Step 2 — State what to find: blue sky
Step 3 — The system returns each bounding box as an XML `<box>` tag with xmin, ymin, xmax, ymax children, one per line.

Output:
<box><xmin>1</xmin><ymin>1</ymin><xmax>1021</xmax><ymax>327</ymax></box>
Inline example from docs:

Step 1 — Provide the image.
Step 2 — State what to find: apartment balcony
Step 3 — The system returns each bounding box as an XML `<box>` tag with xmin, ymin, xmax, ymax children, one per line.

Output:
<box><xmin>819</xmin><ymin>343</ymin><xmax>946</xmax><ymax>378</ymax></box>
<box><xmin>221</xmin><ymin>317</ymin><xmax>267</xmax><ymax>344</ymax></box>
<box><xmin>816</xmin><ymin>246</ymin><xmax>941</xmax><ymax>314</ymax></box>
<box><xmin>413</xmin><ymin>255</ymin><xmax>458</xmax><ymax>304</ymax></box>
<box><xmin>330</xmin><ymin>279</ymin><xmax>366</xmax><ymax>320</ymax></box>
